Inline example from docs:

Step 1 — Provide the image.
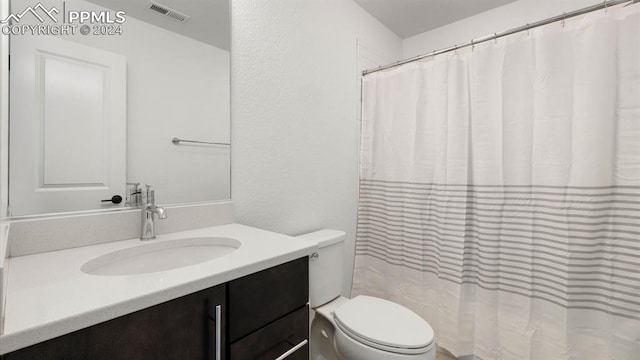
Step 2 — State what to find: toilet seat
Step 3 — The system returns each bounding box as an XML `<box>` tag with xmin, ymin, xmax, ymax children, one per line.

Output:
<box><xmin>333</xmin><ymin>295</ymin><xmax>434</xmax><ymax>355</ymax></box>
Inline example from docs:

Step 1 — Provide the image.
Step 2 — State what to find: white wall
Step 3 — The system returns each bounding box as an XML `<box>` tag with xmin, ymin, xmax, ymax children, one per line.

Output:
<box><xmin>404</xmin><ymin>0</ymin><xmax>598</xmax><ymax>58</ymax></box>
<box><xmin>0</xmin><ymin>0</ymin><xmax>8</xmax><ymax>219</ymax></box>
<box><xmin>231</xmin><ymin>0</ymin><xmax>401</xmax><ymax>295</ymax></box>
<box><xmin>10</xmin><ymin>0</ymin><xmax>230</xmax><ymax>211</ymax></box>
<box><xmin>0</xmin><ymin>0</ymin><xmax>8</xmax><ymax>332</ymax></box>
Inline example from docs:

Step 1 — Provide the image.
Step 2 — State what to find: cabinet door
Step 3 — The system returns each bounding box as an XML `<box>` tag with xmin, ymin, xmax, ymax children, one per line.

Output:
<box><xmin>2</xmin><ymin>285</ymin><xmax>226</xmax><ymax>360</ymax></box>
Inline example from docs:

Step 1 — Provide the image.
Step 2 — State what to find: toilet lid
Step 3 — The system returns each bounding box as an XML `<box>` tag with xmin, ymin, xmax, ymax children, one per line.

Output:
<box><xmin>333</xmin><ymin>296</ymin><xmax>434</xmax><ymax>354</ymax></box>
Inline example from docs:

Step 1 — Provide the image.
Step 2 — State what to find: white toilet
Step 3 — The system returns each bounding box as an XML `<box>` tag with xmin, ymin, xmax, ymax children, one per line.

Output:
<box><xmin>299</xmin><ymin>230</ymin><xmax>435</xmax><ymax>360</ymax></box>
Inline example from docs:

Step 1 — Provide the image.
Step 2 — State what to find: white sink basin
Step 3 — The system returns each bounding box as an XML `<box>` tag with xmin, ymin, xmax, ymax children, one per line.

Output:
<box><xmin>81</xmin><ymin>237</ymin><xmax>241</xmax><ymax>276</ymax></box>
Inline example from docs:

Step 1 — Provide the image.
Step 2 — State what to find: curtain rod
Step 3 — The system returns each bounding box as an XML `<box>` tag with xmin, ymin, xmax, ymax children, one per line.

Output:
<box><xmin>363</xmin><ymin>0</ymin><xmax>638</xmax><ymax>76</ymax></box>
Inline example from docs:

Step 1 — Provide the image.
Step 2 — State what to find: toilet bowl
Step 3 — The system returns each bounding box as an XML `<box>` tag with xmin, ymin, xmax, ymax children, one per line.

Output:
<box><xmin>299</xmin><ymin>230</ymin><xmax>435</xmax><ymax>360</ymax></box>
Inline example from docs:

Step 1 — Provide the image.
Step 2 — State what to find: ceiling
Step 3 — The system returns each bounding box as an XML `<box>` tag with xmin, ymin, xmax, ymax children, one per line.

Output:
<box><xmin>85</xmin><ymin>0</ymin><xmax>519</xmax><ymax>51</ymax></box>
<box><xmin>354</xmin><ymin>0</ymin><xmax>518</xmax><ymax>39</ymax></box>
<box><xmin>87</xmin><ymin>0</ymin><xmax>230</xmax><ymax>50</ymax></box>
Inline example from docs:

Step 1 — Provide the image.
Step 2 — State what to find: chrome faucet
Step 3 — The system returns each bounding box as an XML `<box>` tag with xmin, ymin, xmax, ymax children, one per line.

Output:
<box><xmin>140</xmin><ymin>184</ymin><xmax>167</xmax><ymax>240</ymax></box>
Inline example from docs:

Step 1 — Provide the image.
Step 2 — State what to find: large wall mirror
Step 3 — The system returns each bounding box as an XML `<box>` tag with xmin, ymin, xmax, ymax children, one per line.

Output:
<box><xmin>7</xmin><ymin>0</ymin><xmax>230</xmax><ymax>217</ymax></box>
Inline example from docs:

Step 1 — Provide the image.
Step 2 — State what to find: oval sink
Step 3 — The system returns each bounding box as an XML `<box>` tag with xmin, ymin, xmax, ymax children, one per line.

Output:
<box><xmin>81</xmin><ymin>237</ymin><xmax>241</xmax><ymax>276</ymax></box>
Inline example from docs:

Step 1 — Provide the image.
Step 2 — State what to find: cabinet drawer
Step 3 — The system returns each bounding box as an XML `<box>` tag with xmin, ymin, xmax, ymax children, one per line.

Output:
<box><xmin>228</xmin><ymin>257</ymin><xmax>308</xmax><ymax>341</ymax></box>
<box><xmin>230</xmin><ymin>305</ymin><xmax>309</xmax><ymax>360</ymax></box>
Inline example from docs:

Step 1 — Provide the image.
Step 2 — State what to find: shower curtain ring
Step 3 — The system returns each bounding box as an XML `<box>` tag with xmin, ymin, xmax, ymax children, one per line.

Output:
<box><xmin>471</xmin><ymin>39</ymin><xmax>474</xmax><ymax>51</ymax></box>
<box><xmin>494</xmin><ymin>33</ymin><xmax>498</xmax><ymax>44</ymax></box>
<box><xmin>562</xmin><ymin>13</ymin><xmax>566</xmax><ymax>27</ymax></box>
<box><xmin>604</xmin><ymin>0</ymin><xmax>608</xmax><ymax>12</ymax></box>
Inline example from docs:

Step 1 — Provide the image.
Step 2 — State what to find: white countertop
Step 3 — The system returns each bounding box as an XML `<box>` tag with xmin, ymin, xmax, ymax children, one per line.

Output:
<box><xmin>0</xmin><ymin>223</ymin><xmax>318</xmax><ymax>355</ymax></box>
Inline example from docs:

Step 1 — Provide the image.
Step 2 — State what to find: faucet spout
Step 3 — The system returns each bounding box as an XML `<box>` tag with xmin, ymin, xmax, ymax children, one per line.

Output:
<box><xmin>149</xmin><ymin>205</ymin><xmax>167</xmax><ymax>219</ymax></box>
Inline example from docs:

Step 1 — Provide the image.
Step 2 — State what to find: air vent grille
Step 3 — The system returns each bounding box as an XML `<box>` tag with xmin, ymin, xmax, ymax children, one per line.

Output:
<box><xmin>166</xmin><ymin>11</ymin><xmax>186</xmax><ymax>22</ymax></box>
<box><xmin>149</xmin><ymin>3</ymin><xmax>168</xmax><ymax>15</ymax></box>
<box><xmin>148</xmin><ymin>1</ymin><xmax>190</xmax><ymax>23</ymax></box>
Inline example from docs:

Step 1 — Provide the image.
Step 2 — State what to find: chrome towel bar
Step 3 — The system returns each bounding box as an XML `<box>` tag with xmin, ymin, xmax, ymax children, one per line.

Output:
<box><xmin>171</xmin><ymin>137</ymin><xmax>230</xmax><ymax>146</ymax></box>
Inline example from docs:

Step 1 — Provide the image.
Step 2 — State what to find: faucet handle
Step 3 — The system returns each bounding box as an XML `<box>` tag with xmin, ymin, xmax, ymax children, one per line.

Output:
<box><xmin>127</xmin><ymin>182</ymin><xmax>141</xmax><ymax>194</ymax></box>
<box><xmin>145</xmin><ymin>184</ymin><xmax>155</xmax><ymax>204</ymax></box>
<box><xmin>126</xmin><ymin>183</ymin><xmax>142</xmax><ymax>207</ymax></box>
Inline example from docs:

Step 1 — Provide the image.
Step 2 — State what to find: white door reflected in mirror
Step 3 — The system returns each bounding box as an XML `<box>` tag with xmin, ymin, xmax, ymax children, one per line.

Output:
<box><xmin>10</xmin><ymin>35</ymin><xmax>126</xmax><ymax>216</ymax></box>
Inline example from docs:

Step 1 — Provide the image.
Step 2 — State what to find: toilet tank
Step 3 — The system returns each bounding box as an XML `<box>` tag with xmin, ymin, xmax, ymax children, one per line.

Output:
<box><xmin>297</xmin><ymin>229</ymin><xmax>345</xmax><ymax>308</ymax></box>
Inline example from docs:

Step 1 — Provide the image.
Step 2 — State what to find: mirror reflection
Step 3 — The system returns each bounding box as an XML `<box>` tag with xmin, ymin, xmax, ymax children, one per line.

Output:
<box><xmin>8</xmin><ymin>0</ymin><xmax>230</xmax><ymax>216</ymax></box>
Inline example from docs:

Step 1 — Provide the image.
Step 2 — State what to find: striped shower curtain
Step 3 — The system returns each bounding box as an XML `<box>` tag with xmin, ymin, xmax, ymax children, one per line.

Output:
<box><xmin>352</xmin><ymin>5</ymin><xmax>640</xmax><ymax>360</ymax></box>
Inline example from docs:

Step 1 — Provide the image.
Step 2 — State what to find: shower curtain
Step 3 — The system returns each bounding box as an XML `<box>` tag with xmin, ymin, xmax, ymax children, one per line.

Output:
<box><xmin>352</xmin><ymin>5</ymin><xmax>640</xmax><ymax>360</ymax></box>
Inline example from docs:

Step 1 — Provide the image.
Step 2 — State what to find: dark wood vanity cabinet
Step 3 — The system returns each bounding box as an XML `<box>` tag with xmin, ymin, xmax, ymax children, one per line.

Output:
<box><xmin>1</xmin><ymin>257</ymin><xmax>309</xmax><ymax>360</ymax></box>
<box><xmin>2</xmin><ymin>284</ymin><xmax>226</xmax><ymax>360</ymax></box>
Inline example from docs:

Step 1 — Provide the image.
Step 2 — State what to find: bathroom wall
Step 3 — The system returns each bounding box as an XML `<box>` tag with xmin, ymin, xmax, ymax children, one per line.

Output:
<box><xmin>0</xmin><ymin>0</ymin><xmax>8</xmax><ymax>219</ymax></box>
<box><xmin>0</xmin><ymin>223</ymin><xmax>7</xmax><ymax>333</ymax></box>
<box><xmin>231</xmin><ymin>0</ymin><xmax>402</xmax><ymax>295</ymax></box>
<box><xmin>10</xmin><ymin>0</ymin><xmax>230</xmax><ymax>208</ymax></box>
<box><xmin>403</xmin><ymin>0</ymin><xmax>599</xmax><ymax>58</ymax></box>
<box><xmin>0</xmin><ymin>0</ymin><xmax>7</xmax><ymax>333</ymax></box>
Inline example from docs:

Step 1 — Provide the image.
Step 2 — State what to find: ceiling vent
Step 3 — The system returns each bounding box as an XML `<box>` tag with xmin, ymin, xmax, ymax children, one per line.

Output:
<box><xmin>148</xmin><ymin>1</ymin><xmax>190</xmax><ymax>23</ymax></box>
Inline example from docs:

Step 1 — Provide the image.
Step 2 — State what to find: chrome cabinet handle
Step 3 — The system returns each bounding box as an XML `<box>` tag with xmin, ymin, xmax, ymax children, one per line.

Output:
<box><xmin>274</xmin><ymin>339</ymin><xmax>308</xmax><ymax>360</ymax></box>
<box><xmin>215</xmin><ymin>304</ymin><xmax>222</xmax><ymax>360</ymax></box>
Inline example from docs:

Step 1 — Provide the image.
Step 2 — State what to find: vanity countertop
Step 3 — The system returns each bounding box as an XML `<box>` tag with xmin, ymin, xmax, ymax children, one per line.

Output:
<box><xmin>0</xmin><ymin>223</ymin><xmax>318</xmax><ymax>355</ymax></box>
